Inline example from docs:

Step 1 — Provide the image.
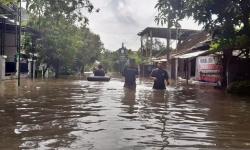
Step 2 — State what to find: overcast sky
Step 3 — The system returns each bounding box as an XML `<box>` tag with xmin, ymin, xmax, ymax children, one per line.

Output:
<box><xmin>86</xmin><ymin>0</ymin><xmax>202</xmax><ymax>51</ymax></box>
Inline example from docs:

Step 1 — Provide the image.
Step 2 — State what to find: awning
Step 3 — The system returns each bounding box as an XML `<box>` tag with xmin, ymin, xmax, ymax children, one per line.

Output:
<box><xmin>138</xmin><ymin>27</ymin><xmax>200</xmax><ymax>40</ymax></box>
<box><xmin>152</xmin><ymin>58</ymin><xmax>168</xmax><ymax>62</ymax></box>
<box><xmin>174</xmin><ymin>50</ymin><xmax>208</xmax><ymax>59</ymax></box>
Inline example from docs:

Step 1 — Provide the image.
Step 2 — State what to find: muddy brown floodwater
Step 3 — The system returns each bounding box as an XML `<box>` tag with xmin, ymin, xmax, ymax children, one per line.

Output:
<box><xmin>0</xmin><ymin>77</ymin><xmax>250</xmax><ymax>150</ymax></box>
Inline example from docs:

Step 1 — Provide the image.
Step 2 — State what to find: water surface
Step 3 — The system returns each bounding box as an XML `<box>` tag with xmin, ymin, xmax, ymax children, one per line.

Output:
<box><xmin>0</xmin><ymin>77</ymin><xmax>250</xmax><ymax>150</ymax></box>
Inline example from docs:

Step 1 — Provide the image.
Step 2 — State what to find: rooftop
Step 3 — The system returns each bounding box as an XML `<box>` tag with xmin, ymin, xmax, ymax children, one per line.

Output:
<box><xmin>176</xmin><ymin>31</ymin><xmax>211</xmax><ymax>52</ymax></box>
<box><xmin>138</xmin><ymin>27</ymin><xmax>200</xmax><ymax>40</ymax></box>
<box><xmin>0</xmin><ymin>4</ymin><xmax>18</xmax><ymax>24</ymax></box>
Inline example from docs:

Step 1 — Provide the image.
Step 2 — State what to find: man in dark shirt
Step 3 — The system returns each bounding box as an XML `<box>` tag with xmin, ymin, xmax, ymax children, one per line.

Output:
<box><xmin>122</xmin><ymin>60</ymin><xmax>138</xmax><ymax>89</ymax></box>
<box><xmin>151</xmin><ymin>62</ymin><xmax>169</xmax><ymax>90</ymax></box>
<box><xmin>93</xmin><ymin>64</ymin><xmax>105</xmax><ymax>76</ymax></box>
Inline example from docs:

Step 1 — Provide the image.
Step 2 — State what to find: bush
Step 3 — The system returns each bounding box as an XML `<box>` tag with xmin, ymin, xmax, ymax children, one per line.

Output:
<box><xmin>227</xmin><ymin>80</ymin><xmax>250</xmax><ymax>96</ymax></box>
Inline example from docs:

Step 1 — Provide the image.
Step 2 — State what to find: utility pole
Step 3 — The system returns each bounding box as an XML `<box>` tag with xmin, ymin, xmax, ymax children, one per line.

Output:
<box><xmin>150</xmin><ymin>31</ymin><xmax>153</xmax><ymax>58</ymax></box>
<box><xmin>17</xmin><ymin>0</ymin><xmax>21</xmax><ymax>86</ymax></box>
<box><xmin>166</xmin><ymin>4</ymin><xmax>172</xmax><ymax>79</ymax></box>
<box><xmin>166</xmin><ymin>16</ymin><xmax>171</xmax><ymax>60</ymax></box>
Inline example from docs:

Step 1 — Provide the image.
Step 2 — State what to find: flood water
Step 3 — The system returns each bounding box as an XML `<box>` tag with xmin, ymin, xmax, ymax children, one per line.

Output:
<box><xmin>0</xmin><ymin>77</ymin><xmax>250</xmax><ymax>150</ymax></box>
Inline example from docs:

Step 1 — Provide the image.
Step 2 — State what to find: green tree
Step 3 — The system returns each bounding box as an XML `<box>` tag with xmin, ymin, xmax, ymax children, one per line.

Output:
<box><xmin>26</xmin><ymin>16</ymin><xmax>102</xmax><ymax>77</ymax></box>
<box><xmin>73</xmin><ymin>27</ymin><xmax>103</xmax><ymax>74</ymax></box>
<box><xmin>1</xmin><ymin>0</ymin><xmax>96</xmax><ymax>23</ymax></box>
<box><xmin>99</xmin><ymin>50</ymin><xmax>120</xmax><ymax>72</ymax></box>
<box><xmin>2</xmin><ymin>0</ymin><xmax>102</xmax><ymax>77</ymax></box>
<box><xmin>155</xmin><ymin>0</ymin><xmax>185</xmax><ymax>27</ymax></box>
<box><xmin>155</xmin><ymin>0</ymin><xmax>183</xmax><ymax>59</ymax></box>
<box><xmin>128</xmin><ymin>51</ymin><xmax>143</xmax><ymax>65</ymax></box>
<box><xmin>155</xmin><ymin>0</ymin><xmax>250</xmax><ymax>86</ymax></box>
<box><xmin>25</xmin><ymin>0</ymin><xmax>96</xmax><ymax>23</ymax></box>
<box><xmin>0</xmin><ymin>0</ymin><xmax>19</xmax><ymax>5</ymax></box>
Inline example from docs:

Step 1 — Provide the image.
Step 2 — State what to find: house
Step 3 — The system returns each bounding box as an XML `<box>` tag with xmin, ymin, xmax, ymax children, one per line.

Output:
<box><xmin>171</xmin><ymin>31</ymin><xmax>223</xmax><ymax>84</ymax></box>
<box><xmin>0</xmin><ymin>4</ymin><xmax>20</xmax><ymax>79</ymax></box>
<box><xmin>137</xmin><ymin>27</ymin><xmax>249</xmax><ymax>86</ymax></box>
<box><xmin>0</xmin><ymin>4</ymin><xmax>38</xmax><ymax>80</ymax></box>
<box><xmin>22</xmin><ymin>27</ymin><xmax>41</xmax><ymax>79</ymax></box>
<box><xmin>137</xmin><ymin>27</ymin><xmax>200</xmax><ymax>76</ymax></box>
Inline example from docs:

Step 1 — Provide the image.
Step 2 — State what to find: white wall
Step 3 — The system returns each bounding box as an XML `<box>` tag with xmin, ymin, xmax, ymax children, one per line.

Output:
<box><xmin>5</xmin><ymin>33</ymin><xmax>17</xmax><ymax>62</ymax></box>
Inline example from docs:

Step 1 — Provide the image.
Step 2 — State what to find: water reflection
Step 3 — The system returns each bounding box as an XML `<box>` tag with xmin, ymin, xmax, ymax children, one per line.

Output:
<box><xmin>122</xmin><ymin>88</ymin><xmax>136</xmax><ymax>106</ymax></box>
<box><xmin>0</xmin><ymin>78</ymin><xmax>250</xmax><ymax>149</ymax></box>
<box><xmin>151</xmin><ymin>90</ymin><xmax>166</xmax><ymax>104</ymax></box>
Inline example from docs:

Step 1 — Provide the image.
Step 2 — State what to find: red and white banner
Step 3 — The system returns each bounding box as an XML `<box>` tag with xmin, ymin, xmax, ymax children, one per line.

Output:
<box><xmin>196</xmin><ymin>56</ymin><xmax>223</xmax><ymax>83</ymax></box>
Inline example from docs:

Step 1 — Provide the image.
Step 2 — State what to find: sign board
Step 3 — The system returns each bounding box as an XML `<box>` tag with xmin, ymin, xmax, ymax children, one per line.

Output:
<box><xmin>196</xmin><ymin>56</ymin><xmax>223</xmax><ymax>83</ymax></box>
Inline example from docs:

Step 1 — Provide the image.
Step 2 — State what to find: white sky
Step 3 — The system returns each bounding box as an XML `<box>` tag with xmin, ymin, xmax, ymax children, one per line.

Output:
<box><xmin>86</xmin><ymin>0</ymin><xmax>202</xmax><ymax>51</ymax></box>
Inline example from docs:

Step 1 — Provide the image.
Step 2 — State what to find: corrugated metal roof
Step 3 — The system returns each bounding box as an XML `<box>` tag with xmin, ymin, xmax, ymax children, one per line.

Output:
<box><xmin>152</xmin><ymin>58</ymin><xmax>168</xmax><ymax>62</ymax></box>
<box><xmin>0</xmin><ymin>4</ymin><xmax>18</xmax><ymax>21</ymax></box>
<box><xmin>174</xmin><ymin>50</ymin><xmax>209</xmax><ymax>59</ymax></box>
<box><xmin>175</xmin><ymin>31</ymin><xmax>211</xmax><ymax>52</ymax></box>
<box><xmin>138</xmin><ymin>27</ymin><xmax>200</xmax><ymax>40</ymax></box>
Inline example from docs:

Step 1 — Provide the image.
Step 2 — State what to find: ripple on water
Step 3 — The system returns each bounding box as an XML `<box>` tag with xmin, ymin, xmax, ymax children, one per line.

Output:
<box><xmin>0</xmin><ymin>79</ymin><xmax>250</xmax><ymax>149</ymax></box>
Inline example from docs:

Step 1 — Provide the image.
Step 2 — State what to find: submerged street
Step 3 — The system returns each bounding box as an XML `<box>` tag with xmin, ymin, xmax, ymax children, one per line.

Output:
<box><xmin>1</xmin><ymin>0</ymin><xmax>250</xmax><ymax>149</ymax></box>
<box><xmin>0</xmin><ymin>77</ymin><xmax>250</xmax><ymax>150</ymax></box>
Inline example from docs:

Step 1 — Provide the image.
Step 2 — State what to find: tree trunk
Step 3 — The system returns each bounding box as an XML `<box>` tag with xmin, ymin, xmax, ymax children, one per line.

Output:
<box><xmin>246</xmin><ymin>49</ymin><xmax>250</xmax><ymax>59</ymax></box>
<box><xmin>55</xmin><ymin>63</ymin><xmax>60</xmax><ymax>78</ymax></box>
<box><xmin>42</xmin><ymin>66</ymin><xmax>49</xmax><ymax>78</ymax></box>
<box><xmin>81</xmin><ymin>65</ymin><xmax>84</xmax><ymax>75</ymax></box>
<box><xmin>79</xmin><ymin>65</ymin><xmax>84</xmax><ymax>77</ymax></box>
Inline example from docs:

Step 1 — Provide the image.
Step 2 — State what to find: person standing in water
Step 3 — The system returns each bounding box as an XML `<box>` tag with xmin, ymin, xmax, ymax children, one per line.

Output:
<box><xmin>150</xmin><ymin>62</ymin><xmax>170</xmax><ymax>90</ymax></box>
<box><xmin>122</xmin><ymin>59</ymin><xmax>138</xmax><ymax>89</ymax></box>
<box><xmin>93</xmin><ymin>64</ymin><xmax>105</xmax><ymax>76</ymax></box>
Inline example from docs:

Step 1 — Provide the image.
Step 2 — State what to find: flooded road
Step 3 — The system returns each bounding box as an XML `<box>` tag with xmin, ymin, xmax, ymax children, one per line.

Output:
<box><xmin>0</xmin><ymin>77</ymin><xmax>250</xmax><ymax>150</ymax></box>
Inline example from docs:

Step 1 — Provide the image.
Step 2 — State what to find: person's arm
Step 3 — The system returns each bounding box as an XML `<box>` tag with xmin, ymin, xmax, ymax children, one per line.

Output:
<box><xmin>122</xmin><ymin>67</ymin><xmax>127</xmax><ymax>76</ymax></box>
<box><xmin>102</xmin><ymin>69</ymin><xmax>106</xmax><ymax>76</ymax></box>
<box><xmin>150</xmin><ymin>70</ymin><xmax>157</xmax><ymax>81</ymax></box>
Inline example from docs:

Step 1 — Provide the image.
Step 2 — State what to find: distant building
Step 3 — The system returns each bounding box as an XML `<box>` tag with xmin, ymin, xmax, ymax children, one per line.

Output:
<box><xmin>0</xmin><ymin>5</ymin><xmax>20</xmax><ymax>79</ymax></box>
<box><xmin>0</xmin><ymin>4</ymin><xmax>39</xmax><ymax>80</ymax></box>
<box><xmin>171</xmin><ymin>31</ymin><xmax>223</xmax><ymax>84</ymax></box>
<box><xmin>138</xmin><ymin>27</ymin><xmax>250</xmax><ymax>86</ymax></box>
<box><xmin>137</xmin><ymin>27</ymin><xmax>200</xmax><ymax>76</ymax></box>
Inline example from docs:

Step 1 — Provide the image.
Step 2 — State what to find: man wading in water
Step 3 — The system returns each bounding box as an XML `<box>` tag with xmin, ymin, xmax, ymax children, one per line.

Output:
<box><xmin>150</xmin><ymin>62</ymin><xmax>170</xmax><ymax>90</ymax></box>
<box><xmin>93</xmin><ymin>64</ymin><xmax>105</xmax><ymax>76</ymax></box>
<box><xmin>122</xmin><ymin>59</ymin><xmax>138</xmax><ymax>89</ymax></box>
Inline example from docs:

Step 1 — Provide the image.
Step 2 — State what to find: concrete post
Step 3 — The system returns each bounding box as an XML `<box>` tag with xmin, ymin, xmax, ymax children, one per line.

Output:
<box><xmin>45</xmin><ymin>68</ymin><xmax>49</xmax><ymax>78</ymax></box>
<box><xmin>28</xmin><ymin>59</ymin><xmax>32</xmax><ymax>78</ymax></box>
<box><xmin>195</xmin><ymin>57</ymin><xmax>199</xmax><ymax>80</ymax></box>
<box><xmin>188</xmin><ymin>59</ymin><xmax>191</xmax><ymax>78</ymax></box>
<box><xmin>41</xmin><ymin>66</ymin><xmax>44</xmax><ymax>79</ymax></box>
<box><xmin>175</xmin><ymin>58</ymin><xmax>178</xmax><ymax>80</ymax></box>
<box><xmin>140</xmin><ymin>36</ymin><xmax>143</xmax><ymax>55</ymax></box>
<box><xmin>33</xmin><ymin>60</ymin><xmax>36</xmax><ymax>79</ymax></box>
<box><xmin>15</xmin><ymin>57</ymin><xmax>19</xmax><ymax>77</ymax></box>
<box><xmin>0</xmin><ymin>55</ymin><xmax>6</xmax><ymax>80</ymax></box>
<box><xmin>150</xmin><ymin>31</ymin><xmax>153</xmax><ymax>58</ymax></box>
<box><xmin>166</xmin><ymin>64</ymin><xmax>171</xmax><ymax>80</ymax></box>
